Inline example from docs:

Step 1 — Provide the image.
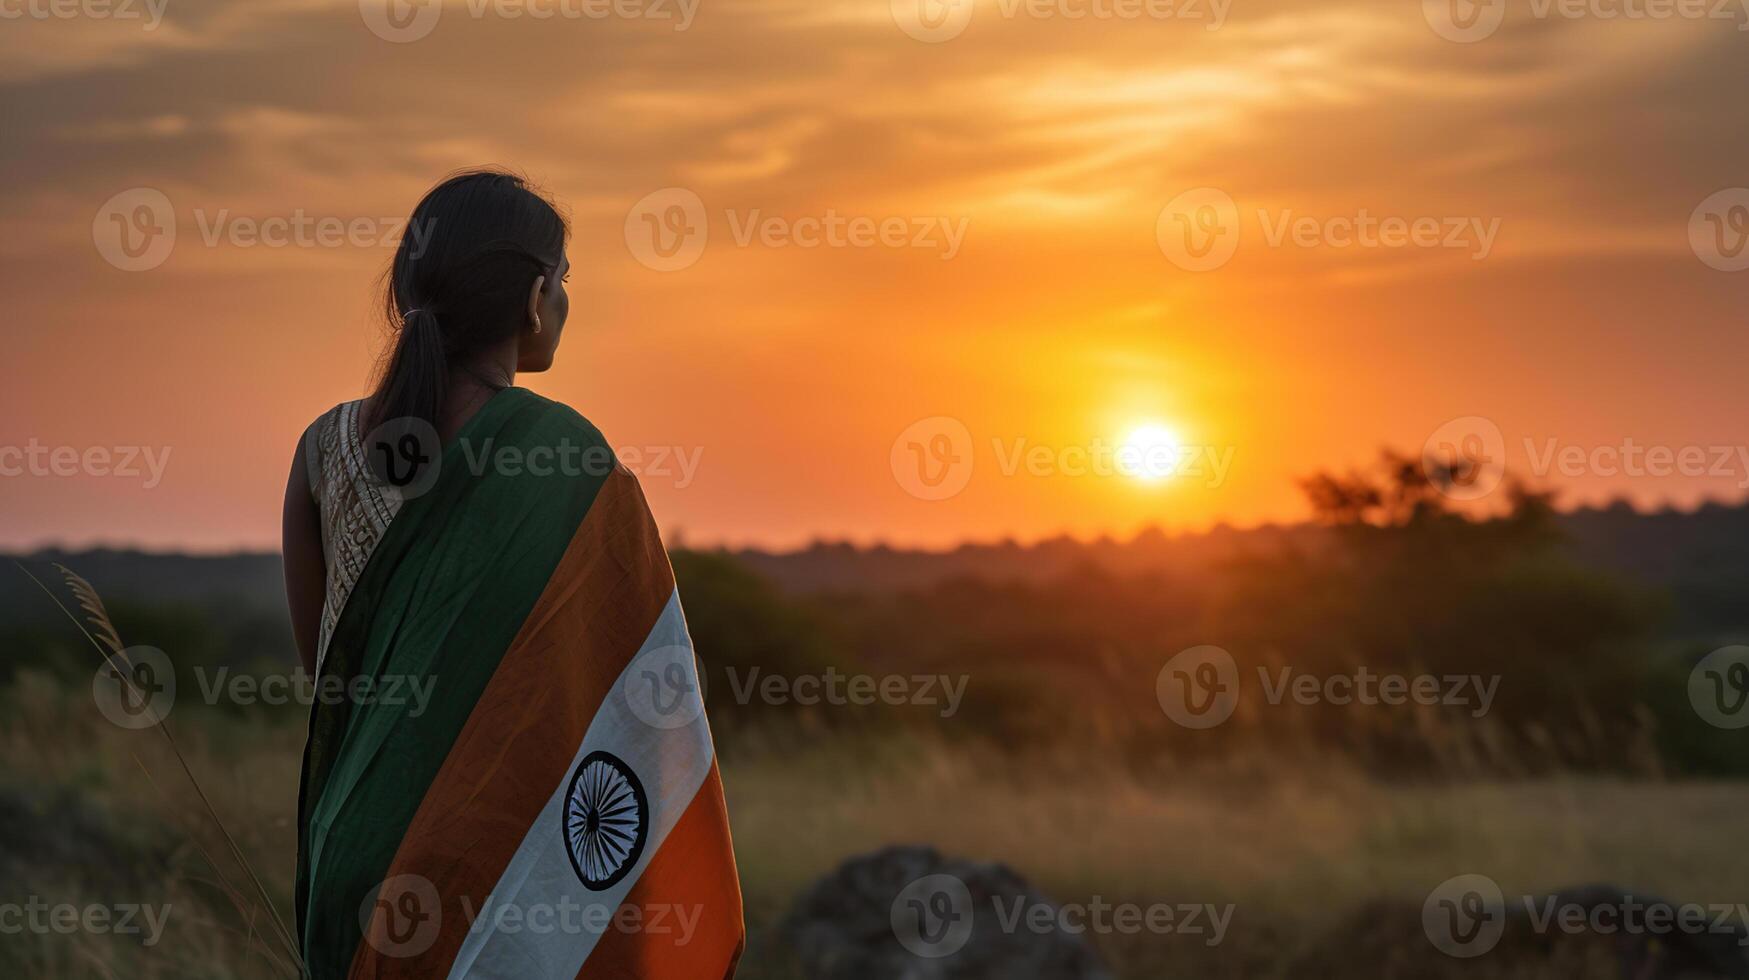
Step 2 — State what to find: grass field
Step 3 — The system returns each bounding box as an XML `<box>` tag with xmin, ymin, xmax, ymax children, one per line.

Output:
<box><xmin>4</xmin><ymin>670</ymin><xmax>1746</xmax><ymax>978</ymax></box>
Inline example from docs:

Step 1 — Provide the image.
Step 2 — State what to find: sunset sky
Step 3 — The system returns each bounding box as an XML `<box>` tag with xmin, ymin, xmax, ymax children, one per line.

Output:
<box><xmin>1</xmin><ymin>0</ymin><xmax>1746</xmax><ymax>552</ymax></box>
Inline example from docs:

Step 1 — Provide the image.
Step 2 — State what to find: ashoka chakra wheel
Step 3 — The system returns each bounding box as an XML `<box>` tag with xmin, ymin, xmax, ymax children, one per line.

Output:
<box><xmin>563</xmin><ymin>751</ymin><xmax>649</xmax><ymax>891</ymax></box>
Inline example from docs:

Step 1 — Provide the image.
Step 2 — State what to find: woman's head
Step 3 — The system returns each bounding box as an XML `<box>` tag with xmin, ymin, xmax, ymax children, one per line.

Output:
<box><xmin>370</xmin><ymin>169</ymin><xmax>570</xmax><ymax>429</ymax></box>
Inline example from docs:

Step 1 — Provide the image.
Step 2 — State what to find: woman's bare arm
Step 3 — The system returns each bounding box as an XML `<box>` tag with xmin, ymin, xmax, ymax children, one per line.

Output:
<box><xmin>282</xmin><ymin>431</ymin><xmax>324</xmax><ymax>677</ymax></box>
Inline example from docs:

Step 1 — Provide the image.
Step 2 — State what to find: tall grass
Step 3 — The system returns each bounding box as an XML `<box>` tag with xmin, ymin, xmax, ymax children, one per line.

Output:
<box><xmin>11</xmin><ymin>564</ymin><xmax>301</xmax><ymax>978</ymax></box>
<box><xmin>6</xmin><ymin>675</ymin><xmax>1743</xmax><ymax>979</ymax></box>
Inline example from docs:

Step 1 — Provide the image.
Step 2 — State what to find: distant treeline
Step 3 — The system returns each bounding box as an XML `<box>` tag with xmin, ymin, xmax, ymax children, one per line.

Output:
<box><xmin>4</xmin><ymin>463</ymin><xmax>1746</xmax><ymax>776</ymax></box>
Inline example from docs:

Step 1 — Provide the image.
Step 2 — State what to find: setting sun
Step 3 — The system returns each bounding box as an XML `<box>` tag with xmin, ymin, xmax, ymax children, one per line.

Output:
<box><xmin>1118</xmin><ymin>423</ymin><xmax>1182</xmax><ymax>482</ymax></box>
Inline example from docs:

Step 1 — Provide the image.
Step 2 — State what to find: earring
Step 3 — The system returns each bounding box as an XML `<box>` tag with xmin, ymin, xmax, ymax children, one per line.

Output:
<box><xmin>532</xmin><ymin>314</ymin><xmax>543</xmax><ymax>335</ymax></box>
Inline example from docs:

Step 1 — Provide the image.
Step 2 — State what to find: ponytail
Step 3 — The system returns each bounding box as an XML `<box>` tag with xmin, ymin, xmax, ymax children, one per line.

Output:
<box><xmin>368</xmin><ymin>308</ymin><xmax>448</xmax><ymax>434</ymax></box>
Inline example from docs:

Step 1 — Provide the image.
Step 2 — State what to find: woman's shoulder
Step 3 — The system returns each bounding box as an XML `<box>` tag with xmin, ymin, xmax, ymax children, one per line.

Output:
<box><xmin>507</xmin><ymin>388</ymin><xmax>610</xmax><ymax>445</ymax></box>
<box><xmin>302</xmin><ymin>399</ymin><xmax>367</xmax><ymax>453</ymax></box>
<box><xmin>293</xmin><ymin>399</ymin><xmax>366</xmax><ymax>497</ymax></box>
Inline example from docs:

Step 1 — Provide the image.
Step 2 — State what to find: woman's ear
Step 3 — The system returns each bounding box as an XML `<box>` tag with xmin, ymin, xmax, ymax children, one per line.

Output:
<box><xmin>526</xmin><ymin>274</ymin><xmax>547</xmax><ymax>329</ymax></box>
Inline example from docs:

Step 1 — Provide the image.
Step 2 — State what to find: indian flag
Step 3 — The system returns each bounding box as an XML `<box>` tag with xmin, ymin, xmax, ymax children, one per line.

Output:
<box><xmin>295</xmin><ymin>388</ymin><xmax>744</xmax><ymax>979</ymax></box>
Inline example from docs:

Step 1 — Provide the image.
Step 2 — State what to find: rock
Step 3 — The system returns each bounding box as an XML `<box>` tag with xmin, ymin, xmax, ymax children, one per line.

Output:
<box><xmin>781</xmin><ymin>845</ymin><xmax>1113</xmax><ymax>980</ymax></box>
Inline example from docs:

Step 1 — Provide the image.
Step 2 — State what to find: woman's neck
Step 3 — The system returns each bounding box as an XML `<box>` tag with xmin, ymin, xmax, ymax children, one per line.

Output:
<box><xmin>437</xmin><ymin>346</ymin><xmax>517</xmax><ymax>441</ymax></box>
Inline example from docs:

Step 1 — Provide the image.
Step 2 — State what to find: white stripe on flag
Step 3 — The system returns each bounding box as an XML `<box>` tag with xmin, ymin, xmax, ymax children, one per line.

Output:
<box><xmin>446</xmin><ymin>587</ymin><xmax>715</xmax><ymax>979</ymax></box>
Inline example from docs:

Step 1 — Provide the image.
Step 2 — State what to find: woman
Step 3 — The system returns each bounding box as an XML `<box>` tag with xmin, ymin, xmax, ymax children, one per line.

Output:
<box><xmin>281</xmin><ymin>170</ymin><xmax>743</xmax><ymax>980</ymax></box>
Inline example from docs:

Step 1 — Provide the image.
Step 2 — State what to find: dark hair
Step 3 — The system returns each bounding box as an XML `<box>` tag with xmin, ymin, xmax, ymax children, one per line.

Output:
<box><xmin>367</xmin><ymin>169</ymin><xmax>567</xmax><ymax>431</ymax></box>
